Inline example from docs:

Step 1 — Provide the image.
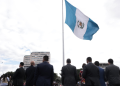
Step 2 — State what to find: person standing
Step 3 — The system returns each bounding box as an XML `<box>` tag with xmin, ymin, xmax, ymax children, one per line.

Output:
<box><xmin>25</xmin><ymin>61</ymin><xmax>36</xmax><ymax>86</ymax></box>
<box><xmin>7</xmin><ymin>76</ymin><xmax>10</xmax><ymax>86</ymax></box>
<box><xmin>9</xmin><ymin>76</ymin><xmax>12</xmax><ymax>86</ymax></box>
<box><xmin>79</xmin><ymin>63</ymin><xmax>86</xmax><ymax>86</ymax></box>
<box><xmin>94</xmin><ymin>61</ymin><xmax>106</xmax><ymax>86</ymax></box>
<box><xmin>61</xmin><ymin>58</ymin><xmax>77</xmax><ymax>86</ymax></box>
<box><xmin>1</xmin><ymin>77</ymin><xmax>3</xmax><ymax>84</ymax></box>
<box><xmin>82</xmin><ymin>57</ymin><xmax>100</xmax><ymax>86</ymax></box>
<box><xmin>33</xmin><ymin>55</ymin><xmax>54</xmax><ymax>86</ymax></box>
<box><xmin>12</xmin><ymin>62</ymin><xmax>25</xmax><ymax>86</ymax></box>
<box><xmin>105</xmin><ymin>59</ymin><xmax>120</xmax><ymax>86</ymax></box>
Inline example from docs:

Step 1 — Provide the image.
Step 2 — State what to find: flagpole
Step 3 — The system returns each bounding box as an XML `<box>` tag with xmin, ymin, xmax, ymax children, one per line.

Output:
<box><xmin>62</xmin><ymin>0</ymin><xmax>65</xmax><ymax>66</ymax></box>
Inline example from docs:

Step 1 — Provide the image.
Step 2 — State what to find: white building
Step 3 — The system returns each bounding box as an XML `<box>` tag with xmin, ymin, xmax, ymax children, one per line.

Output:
<box><xmin>23</xmin><ymin>55</ymin><xmax>31</xmax><ymax>70</ymax></box>
<box><xmin>99</xmin><ymin>63</ymin><xmax>109</xmax><ymax>69</ymax></box>
<box><xmin>23</xmin><ymin>52</ymin><xmax>50</xmax><ymax>70</ymax></box>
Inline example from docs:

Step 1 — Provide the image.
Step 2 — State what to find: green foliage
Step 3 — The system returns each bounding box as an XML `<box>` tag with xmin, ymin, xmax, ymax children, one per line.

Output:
<box><xmin>1</xmin><ymin>71</ymin><xmax>14</xmax><ymax>78</ymax></box>
<box><xmin>0</xmin><ymin>71</ymin><xmax>14</xmax><ymax>81</ymax></box>
<box><xmin>54</xmin><ymin>73</ymin><xmax>58</xmax><ymax>81</ymax></box>
<box><xmin>54</xmin><ymin>73</ymin><xmax>61</xmax><ymax>83</ymax></box>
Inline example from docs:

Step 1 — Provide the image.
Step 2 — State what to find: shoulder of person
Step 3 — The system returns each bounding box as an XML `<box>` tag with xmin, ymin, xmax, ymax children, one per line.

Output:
<box><xmin>85</xmin><ymin>63</ymin><xmax>91</xmax><ymax>67</ymax></box>
<box><xmin>37</xmin><ymin>62</ymin><xmax>43</xmax><ymax>66</ymax></box>
<box><xmin>114</xmin><ymin>64</ymin><xmax>119</xmax><ymax>68</ymax></box>
<box><xmin>105</xmin><ymin>65</ymin><xmax>113</xmax><ymax>71</ymax></box>
<box><xmin>16</xmin><ymin>68</ymin><xmax>20</xmax><ymax>71</ymax></box>
<box><xmin>30</xmin><ymin>65</ymin><xmax>36</xmax><ymax>69</ymax></box>
<box><xmin>62</xmin><ymin>65</ymin><xmax>67</xmax><ymax>69</ymax></box>
<box><xmin>71</xmin><ymin>65</ymin><xmax>76</xmax><ymax>68</ymax></box>
<box><xmin>85</xmin><ymin>63</ymin><xmax>96</xmax><ymax>69</ymax></box>
<box><xmin>26</xmin><ymin>66</ymin><xmax>30</xmax><ymax>70</ymax></box>
<box><xmin>107</xmin><ymin>64</ymin><xmax>114</xmax><ymax>68</ymax></box>
<box><xmin>112</xmin><ymin>65</ymin><xmax>120</xmax><ymax>71</ymax></box>
<box><xmin>99</xmin><ymin>66</ymin><xmax>103</xmax><ymax>70</ymax></box>
<box><xmin>14</xmin><ymin>68</ymin><xmax>20</xmax><ymax>74</ymax></box>
<box><xmin>49</xmin><ymin>63</ymin><xmax>53</xmax><ymax>67</ymax></box>
<box><xmin>21</xmin><ymin>67</ymin><xmax>24</xmax><ymax>70</ymax></box>
<box><xmin>33</xmin><ymin>66</ymin><xmax>36</xmax><ymax>69</ymax></box>
<box><xmin>99</xmin><ymin>67</ymin><xmax>105</xmax><ymax>71</ymax></box>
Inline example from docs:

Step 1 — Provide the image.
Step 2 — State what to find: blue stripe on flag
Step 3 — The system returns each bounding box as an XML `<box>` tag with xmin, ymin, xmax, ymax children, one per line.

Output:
<box><xmin>65</xmin><ymin>0</ymin><xmax>76</xmax><ymax>32</ymax></box>
<box><xmin>83</xmin><ymin>18</ymin><xmax>99</xmax><ymax>40</ymax></box>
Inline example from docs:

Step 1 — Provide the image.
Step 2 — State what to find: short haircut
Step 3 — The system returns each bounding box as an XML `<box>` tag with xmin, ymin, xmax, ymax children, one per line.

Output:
<box><xmin>94</xmin><ymin>61</ymin><xmax>99</xmax><ymax>66</ymax></box>
<box><xmin>20</xmin><ymin>62</ymin><xmax>24</xmax><ymax>66</ymax></box>
<box><xmin>30</xmin><ymin>61</ymin><xmax>35</xmax><ymax>65</ymax></box>
<box><xmin>82</xmin><ymin>63</ymin><xmax>86</xmax><ymax>68</ymax></box>
<box><xmin>108</xmin><ymin>59</ymin><xmax>113</xmax><ymax>64</ymax></box>
<box><xmin>43</xmin><ymin>55</ymin><xmax>49</xmax><ymax>61</ymax></box>
<box><xmin>87</xmin><ymin>57</ymin><xmax>92</xmax><ymax>62</ymax></box>
<box><xmin>67</xmin><ymin>59</ymin><xmax>71</xmax><ymax>63</ymax></box>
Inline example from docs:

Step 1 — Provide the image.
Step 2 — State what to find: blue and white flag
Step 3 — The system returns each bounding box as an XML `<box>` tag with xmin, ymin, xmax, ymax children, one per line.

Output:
<box><xmin>65</xmin><ymin>0</ymin><xmax>99</xmax><ymax>40</ymax></box>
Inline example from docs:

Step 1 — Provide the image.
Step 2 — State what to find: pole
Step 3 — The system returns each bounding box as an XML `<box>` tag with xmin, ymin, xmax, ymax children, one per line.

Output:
<box><xmin>62</xmin><ymin>0</ymin><xmax>65</xmax><ymax>66</ymax></box>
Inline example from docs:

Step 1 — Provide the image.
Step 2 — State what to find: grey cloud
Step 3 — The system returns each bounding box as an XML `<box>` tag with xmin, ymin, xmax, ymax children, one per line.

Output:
<box><xmin>0</xmin><ymin>64</ymin><xmax>18</xmax><ymax>75</ymax></box>
<box><xmin>1</xmin><ymin>0</ymin><xmax>120</xmax><ymax>76</ymax></box>
<box><xmin>105</xmin><ymin>0</ymin><xmax>120</xmax><ymax>19</ymax></box>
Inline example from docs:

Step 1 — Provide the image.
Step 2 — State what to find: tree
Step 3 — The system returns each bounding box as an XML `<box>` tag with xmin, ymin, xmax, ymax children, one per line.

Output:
<box><xmin>1</xmin><ymin>71</ymin><xmax>14</xmax><ymax>81</ymax></box>
<box><xmin>54</xmin><ymin>73</ymin><xmax>58</xmax><ymax>81</ymax></box>
<box><xmin>54</xmin><ymin>73</ymin><xmax>61</xmax><ymax>83</ymax></box>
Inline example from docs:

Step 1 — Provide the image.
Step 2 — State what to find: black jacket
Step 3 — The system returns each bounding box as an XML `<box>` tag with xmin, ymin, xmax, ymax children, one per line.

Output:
<box><xmin>105</xmin><ymin>64</ymin><xmax>120</xmax><ymax>85</ymax></box>
<box><xmin>33</xmin><ymin>62</ymin><xmax>54</xmax><ymax>86</ymax></box>
<box><xmin>13</xmin><ymin>67</ymin><xmax>25</xmax><ymax>86</ymax></box>
<box><xmin>61</xmin><ymin>64</ymin><xmax>77</xmax><ymax>86</ymax></box>
<box><xmin>25</xmin><ymin>65</ymin><xmax>36</xmax><ymax>86</ymax></box>
<box><xmin>82</xmin><ymin>63</ymin><xmax>101</xmax><ymax>86</ymax></box>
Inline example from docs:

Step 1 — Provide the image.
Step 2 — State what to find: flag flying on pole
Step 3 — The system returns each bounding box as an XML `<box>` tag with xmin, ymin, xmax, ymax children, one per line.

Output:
<box><xmin>65</xmin><ymin>0</ymin><xmax>99</xmax><ymax>40</ymax></box>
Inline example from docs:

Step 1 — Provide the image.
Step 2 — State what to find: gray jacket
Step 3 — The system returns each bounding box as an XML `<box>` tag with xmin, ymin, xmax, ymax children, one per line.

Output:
<box><xmin>61</xmin><ymin>64</ymin><xmax>77</xmax><ymax>86</ymax></box>
<box><xmin>105</xmin><ymin>64</ymin><xmax>120</xmax><ymax>85</ymax></box>
<box><xmin>82</xmin><ymin>63</ymin><xmax>101</xmax><ymax>86</ymax></box>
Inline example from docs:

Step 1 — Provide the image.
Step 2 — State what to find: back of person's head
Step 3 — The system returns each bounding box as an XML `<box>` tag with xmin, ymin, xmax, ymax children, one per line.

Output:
<box><xmin>87</xmin><ymin>57</ymin><xmax>92</xmax><ymax>62</ymax></box>
<box><xmin>66</xmin><ymin>58</ymin><xmax>71</xmax><ymax>64</ymax></box>
<box><xmin>20</xmin><ymin>62</ymin><xmax>24</xmax><ymax>66</ymax></box>
<box><xmin>108</xmin><ymin>59</ymin><xmax>113</xmax><ymax>64</ymax></box>
<box><xmin>31</xmin><ymin>61</ymin><xmax>35</xmax><ymax>66</ymax></box>
<box><xmin>43</xmin><ymin>55</ymin><xmax>49</xmax><ymax>61</ymax></box>
<box><xmin>94</xmin><ymin>61</ymin><xmax>99</xmax><ymax>66</ymax></box>
<box><xmin>82</xmin><ymin>63</ymin><xmax>86</xmax><ymax>69</ymax></box>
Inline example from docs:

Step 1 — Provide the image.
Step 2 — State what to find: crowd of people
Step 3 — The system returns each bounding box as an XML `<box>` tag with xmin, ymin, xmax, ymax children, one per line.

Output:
<box><xmin>61</xmin><ymin>57</ymin><xmax>120</xmax><ymax>86</ymax></box>
<box><xmin>1</xmin><ymin>56</ymin><xmax>120</xmax><ymax>86</ymax></box>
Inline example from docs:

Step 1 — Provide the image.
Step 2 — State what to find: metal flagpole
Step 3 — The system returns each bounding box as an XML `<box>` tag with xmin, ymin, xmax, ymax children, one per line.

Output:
<box><xmin>62</xmin><ymin>0</ymin><xmax>65</xmax><ymax>66</ymax></box>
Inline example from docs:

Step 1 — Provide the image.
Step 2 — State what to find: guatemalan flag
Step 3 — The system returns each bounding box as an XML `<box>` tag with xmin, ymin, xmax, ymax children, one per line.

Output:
<box><xmin>65</xmin><ymin>0</ymin><xmax>99</xmax><ymax>40</ymax></box>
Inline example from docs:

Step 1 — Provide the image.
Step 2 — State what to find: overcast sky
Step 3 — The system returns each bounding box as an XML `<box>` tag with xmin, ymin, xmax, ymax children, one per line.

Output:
<box><xmin>0</xmin><ymin>0</ymin><xmax>120</xmax><ymax>76</ymax></box>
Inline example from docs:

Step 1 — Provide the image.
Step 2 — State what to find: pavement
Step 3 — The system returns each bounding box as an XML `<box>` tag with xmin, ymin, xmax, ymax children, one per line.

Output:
<box><xmin>0</xmin><ymin>82</ymin><xmax>8</xmax><ymax>86</ymax></box>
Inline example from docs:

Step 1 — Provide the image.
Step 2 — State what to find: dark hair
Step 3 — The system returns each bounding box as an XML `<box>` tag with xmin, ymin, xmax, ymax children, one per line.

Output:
<box><xmin>87</xmin><ymin>57</ymin><xmax>92</xmax><ymax>62</ymax></box>
<box><xmin>94</xmin><ymin>61</ymin><xmax>99</xmax><ymax>66</ymax></box>
<box><xmin>43</xmin><ymin>55</ymin><xmax>49</xmax><ymax>61</ymax></box>
<box><xmin>20</xmin><ymin>62</ymin><xmax>24</xmax><ymax>66</ymax></box>
<box><xmin>108</xmin><ymin>59</ymin><xmax>113</xmax><ymax>64</ymax></box>
<box><xmin>67</xmin><ymin>59</ymin><xmax>71</xmax><ymax>63</ymax></box>
<box><xmin>82</xmin><ymin>63</ymin><xmax>86</xmax><ymax>68</ymax></box>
